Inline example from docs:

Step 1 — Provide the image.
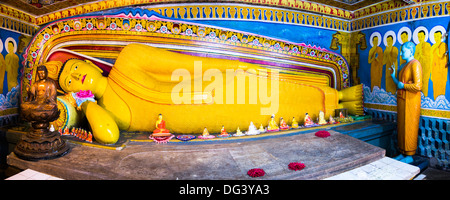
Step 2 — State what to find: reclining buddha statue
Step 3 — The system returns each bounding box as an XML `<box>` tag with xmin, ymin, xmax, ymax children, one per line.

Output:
<box><xmin>43</xmin><ymin>43</ymin><xmax>362</xmax><ymax>144</ymax></box>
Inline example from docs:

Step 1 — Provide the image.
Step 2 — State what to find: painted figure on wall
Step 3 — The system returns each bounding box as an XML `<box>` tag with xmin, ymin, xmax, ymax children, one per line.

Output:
<box><xmin>383</xmin><ymin>32</ymin><xmax>398</xmax><ymax>94</ymax></box>
<box><xmin>0</xmin><ymin>47</ymin><xmax>5</xmax><ymax>94</ymax></box>
<box><xmin>414</xmin><ymin>29</ymin><xmax>432</xmax><ymax>97</ymax></box>
<box><xmin>5</xmin><ymin>38</ymin><xmax>19</xmax><ymax>92</ymax></box>
<box><xmin>390</xmin><ymin>41</ymin><xmax>422</xmax><ymax>163</ymax></box>
<box><xmin>430</xmin><ymin>30</ymin><xmax>448</xmax><ymax>100</ymax></box>
<box><xmin>368</xmin><ymin>34</ymin><xmax>383</xmax><ymax>90</ymax></box>
<box><xmin>398</xmin><ymin>29</ymin><xmax>411</xmax><ymax>66</ymax></box>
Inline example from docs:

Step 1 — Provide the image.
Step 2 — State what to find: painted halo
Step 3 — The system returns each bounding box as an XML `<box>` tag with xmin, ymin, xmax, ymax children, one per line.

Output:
<box><xmin>4</xmin><ymin>37</ymin><xmax>17</xmax><ymax>54</ymax></box>
<box><xmin>383</xmin><ymin>30</ymin><xmax>397</xmax><ymax>47</ymax></box>
<box><xmin>413</xmin><ymin>26</ymin><xmax>429</xmax><ymax>45</ymax></box>
<box><xmin>397</xmin><ymin>26</ymin><xmax>412</xmax><ymax>45</ymax></box>
<box><xmin>369</xmin><ymin>32</ymin><xmax>382</xmax><ymax>47</ymax></box>
<box><xmin>429</xmin><ymin>25</ymin><xmax>446</xmax><ymax>44</ymax></box>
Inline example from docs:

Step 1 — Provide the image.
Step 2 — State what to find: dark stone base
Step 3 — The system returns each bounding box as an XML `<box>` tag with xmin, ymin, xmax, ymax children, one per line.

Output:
<box><xmin>14</xmin><ymin>130</ymin><xmax>70</xmax><ymax>161</ymax></box>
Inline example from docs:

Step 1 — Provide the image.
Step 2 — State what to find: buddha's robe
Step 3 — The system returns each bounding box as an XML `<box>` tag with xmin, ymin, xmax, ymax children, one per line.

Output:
<box><xmin>431</xmin><ymin>42</ymin><xmax>448</xmax><ymax>99</ymax></box>
<box><xmin>0</xmin><ymin>55</ymin><xmax>5</xmax><ymax>93</ymax></box>
<box><xmin>369</xmin><ymin>46</ymin><xmax>384</xmax><ymax>90</ymax></box>
<box><xmin>5</xmin><ymin>51</ymin><xmax>19</xmax><ymax>92</ymax></box>
<box><xmin>414</xmin><ymin>41</ymin><xmax>431</xmax><ymax>96</ymax></box>
<box><xmin>397</xmin><ymin>59</ymin><xmax>422</xmax><ymax>156</ymax></box>
<box><xmin>100</xmin><ymin>43</ymin><xmax>340</xmax><ymax>134</ymax></box>
<box><xmin>384</xmin><ymin>46</ymin><xmax>398</xmax><ymax>94</ymax></box>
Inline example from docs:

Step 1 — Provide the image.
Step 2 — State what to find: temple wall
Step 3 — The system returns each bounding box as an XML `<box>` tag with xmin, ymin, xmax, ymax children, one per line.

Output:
<box><xmin>357</xmin><ymin>1</ymin><xmax>450</xmax><ymax>169</ymax></box>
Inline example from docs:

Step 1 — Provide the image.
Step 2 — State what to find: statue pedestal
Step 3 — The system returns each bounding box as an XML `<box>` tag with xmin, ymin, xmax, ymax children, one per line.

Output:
<box><xmin>14</xmin><ymin>127</ymin><xmax>70</xmax><ymax>161</ymax></box>
<box><xmin>14</xmin><ymin>106</ymin><xmax>70</xmax><ymax>161</ymax></box>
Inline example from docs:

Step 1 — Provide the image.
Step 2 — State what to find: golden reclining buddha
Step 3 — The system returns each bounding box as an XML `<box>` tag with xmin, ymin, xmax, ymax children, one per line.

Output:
<box><xmin>43</xmin><ymin>43</ymin><xmax>362</xmax><ymax>144</ymax></box>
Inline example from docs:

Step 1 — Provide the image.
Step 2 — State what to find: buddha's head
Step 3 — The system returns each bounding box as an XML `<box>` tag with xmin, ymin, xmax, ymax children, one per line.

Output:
<box><xmin>36</xmin><ymin>65</ymin><xmax>48</xmax><ymax>81</ymax></box>
<box><xmin>7</xmin><ymin>41</ymin><xmax>14</xmax><ymax>54</ymax></box>
<box><xmin>418</xmin><ymin>31</ymin><xmax>426</xmax><ymax>43</ymax></box>
<box><xmin>58</xmin><ymin>59</ymin><xmax>104</xmax><ymax>93</ymax></box>
<box><xmin>400</xmin><ymin>41</ymin><xmax>415</xmax><ymax>60</ymax></box>
<box><xmin>372</xmin><ymin>36</ymin><xmax>379</xmax><ymax>47</ymax></box>
<box><xmin>400</xmin><ymin>31</ymin><xmax>409</xmax><ymax>43</ymax></box>
<box><xmin>434</xmin><ymin>31</ymin><xmax>442</xmax><ymax>44</ymax></box>
<box><xmin>386</xmin><ymin>35</ymin><xmax>393</xmax><ymax>47</ymax></box>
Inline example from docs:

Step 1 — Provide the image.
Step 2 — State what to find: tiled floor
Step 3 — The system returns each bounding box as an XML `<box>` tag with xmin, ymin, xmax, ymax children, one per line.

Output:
<box><xmin>324</xmin><ymin>157</ymin><xmax>420</xmax><ymax>180</ymax></box>
<box><xmin>5</xmin><ymin>169</ymin><xmax>63</xmax><ymax>180</ymax></box>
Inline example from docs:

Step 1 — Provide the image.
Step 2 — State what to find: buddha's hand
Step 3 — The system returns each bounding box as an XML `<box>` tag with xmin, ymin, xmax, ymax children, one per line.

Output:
<box><xmin>397</xmin><ymin>81</ymin><xmax>404</xmax><ymax>89</ymax></box>
<box><xmin>81</xmin><ymin>101</ymin><xmax>120</xmax><ymax>144</ymax></box>
<box><xmin>389</xmin><ymin>65</ymin><xmax>396</xmax><ymax>77</ymax></box>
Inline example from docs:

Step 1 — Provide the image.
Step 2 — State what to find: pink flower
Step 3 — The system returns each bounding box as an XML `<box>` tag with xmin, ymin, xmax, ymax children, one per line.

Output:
<box><xmin>288</xmin><ymin>162</ymin><xmax>305</xmax><ymax>171</ymax></box>
<box><xmin>315</xmin><ymin>130</ymin><xmax>331</xmax><ymax>138</ymax></box>
<box><xmin>76</xmin><ymin>90</ymin><xmax>94</xmax><ymax>98</ymax></box>
<box><xmin>247</xmin><ymin>168</ymin><xmax>265</xmax><ymax>178</ymax></box>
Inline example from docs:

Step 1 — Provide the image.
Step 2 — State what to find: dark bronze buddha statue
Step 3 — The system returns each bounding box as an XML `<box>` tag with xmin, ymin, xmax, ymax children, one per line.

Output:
<box><xmin>14</xmin><ymin>65</ymin><xmax>70</xmax><ymax>161</ymax></box>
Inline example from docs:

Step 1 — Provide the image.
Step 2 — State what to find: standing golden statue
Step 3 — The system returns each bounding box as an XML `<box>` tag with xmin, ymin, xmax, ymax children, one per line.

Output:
<box><xmin>389</xmin><ymin>41</ymin><xmax>422</xmax><ymax>164</ymax></box>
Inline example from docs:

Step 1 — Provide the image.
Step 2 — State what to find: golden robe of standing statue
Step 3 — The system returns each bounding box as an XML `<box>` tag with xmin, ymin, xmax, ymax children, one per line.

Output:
<box><xmin>390</xmin><ymin>41</ymin><xmax>422</xmax><ymax>163</ymax></box>
<box><xmin>43</xmin><ymin>43</ymin><xmax>362</xmax><ymax>144</ymax></box>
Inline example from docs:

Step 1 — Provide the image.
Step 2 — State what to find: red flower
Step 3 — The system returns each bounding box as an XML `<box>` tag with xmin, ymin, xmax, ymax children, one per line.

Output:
<box><xmin>247</xmin><ymin>168</ymin><xmax>265</xmax><ymax>177</ymax></box>
<box><xmin>288</xmin><ymin>162</ymin><xmax>306</xmax><ymax>171</ymax></box>
<box><xmin>315</xmin><ymin>130</ymin><xmax>330</xmax><ymax>138</ymax></box>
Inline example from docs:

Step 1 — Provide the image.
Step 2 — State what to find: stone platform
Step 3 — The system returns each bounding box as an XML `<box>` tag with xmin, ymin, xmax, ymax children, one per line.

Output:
<box><xmin>7</xmin><ymin>130</ymin><xmax>385</xmax><ymax>180</ymax></box>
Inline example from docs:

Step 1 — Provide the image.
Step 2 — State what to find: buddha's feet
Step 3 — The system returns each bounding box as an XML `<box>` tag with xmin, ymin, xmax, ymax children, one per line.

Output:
<box><xmin>394</xmin><ymin>154</ymin><xmax>405</xmax><ymax>161</ymax></box>
<box><xmin>399</xmin><ymin>156</ymin><xmax>414</xmax><ymax>164</ymax></box>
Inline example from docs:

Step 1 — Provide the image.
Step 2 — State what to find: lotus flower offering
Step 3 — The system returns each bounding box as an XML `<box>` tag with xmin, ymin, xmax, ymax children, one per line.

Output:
<box><xmin>73</xmin><ymin>90</ymin><xmax>96</xmax><ymax>109</ymax></box>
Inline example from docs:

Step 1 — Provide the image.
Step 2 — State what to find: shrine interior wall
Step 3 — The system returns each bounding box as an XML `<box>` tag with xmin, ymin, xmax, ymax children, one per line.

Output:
<box><xmin>358</xmin><ymin>1</ymin><xmax>450</xmax><ymax>169</ymax></box>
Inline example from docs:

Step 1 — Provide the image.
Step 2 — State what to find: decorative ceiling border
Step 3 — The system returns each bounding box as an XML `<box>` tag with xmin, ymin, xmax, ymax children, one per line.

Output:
<box><xmin>143</xmin><ymin>3</ymin><xmax>351</xmax><ymax>32</ymax></box>
<box><xmin>2</xmin><ymin>0</ymin><xmax>354</xmax><ymax>27</ymax></box>
<box><xmin>351</xmin><ymin>0</ymin><xmax>450</xmax><ymax>31</ymax></box>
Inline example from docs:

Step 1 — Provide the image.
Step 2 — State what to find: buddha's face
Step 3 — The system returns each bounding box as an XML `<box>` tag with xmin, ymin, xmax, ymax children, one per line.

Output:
<box><xmin>7</xmin><ymin>42</ymin><xmax>14</xmax><ymax>54</ymax></box>
<box><xmin>400</xmin><ymin>45</ymin><xmax>412</xmax><ymax>60</ymax></box>
<box><xmin>434</xmin><ymin>32</ymin><xmax>442</xmax><ymax>44</ymax></box>
<box><xmin>372</xmin><ymin>37</ymin><xmax>378</xmax><ymax>47</ymax></box>
<box><xmin>59</xmin><ymin>59</ymin><xmax>103</xmax><ymax>93</ymax></box>
<box><xmin>401</xmin><ymin>33</ymin><xmax>408</xmax><ymax>43</ymax></box>
<box><xmin>418</xmin><ymin>32</ymin><xmax>425</xmax><ymax>43</ymax></box>
<box><xmin>37</xmin><ymin>70</ymin><xmax>47</xmax><ymax>80</ymax></box>
<box><xmin>386</xmin><ymin>37</ymin><xmax>393</xmax><ymax>47</ymax></box>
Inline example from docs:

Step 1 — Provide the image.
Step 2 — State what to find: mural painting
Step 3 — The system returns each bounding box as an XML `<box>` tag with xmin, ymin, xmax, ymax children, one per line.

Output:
<box><xmin>0</xmin><ymin>28</ymin><xmax>27</xmax><ymax>125</ymax></box>
<box><xmin>361</xmin><ymin>17</ymin><xmax>449</xmax><ymax>113</ymax></box>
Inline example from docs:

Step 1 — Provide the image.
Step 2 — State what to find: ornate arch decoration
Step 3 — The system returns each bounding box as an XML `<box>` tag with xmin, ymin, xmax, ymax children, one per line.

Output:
<box><xmin>22</xmin><ymin>7</ymin><xmax>350</xmax><ymax>98</ymax></box>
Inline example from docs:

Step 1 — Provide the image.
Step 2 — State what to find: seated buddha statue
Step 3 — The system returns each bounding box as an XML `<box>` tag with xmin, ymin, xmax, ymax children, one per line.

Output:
<box><xmin>279</xmin><ymin>117</ymin><xmax>290</xmax><ymax>130</ymax></box>
<box><xmin>152</xmin><ymin>114</ymin><xmax>171</xmax><ymax>137</ymax></box>
<box><xmin>219</xmin><ymin>125</ymin><xmax>230</xmax><ymax>137</ymax></box>
<box><xmin>245</xmin><ymin>122</ymin><xmax>260</xmax><ymax>135</ymax></box>
<box><xmin>22</xmin><ymin>65</ymin><xmax>58</xmax><ymax>113</ymax></box>
<box><xmin>267</xmin><ymin>115</ymin><xmax>280</xmax><ymax>132</ymax></box>
<box><xmin>304</xmin><ymin>113</ymin><xmax>314</xmax><ymax>126</ymax></box>
<box><xmin>21</xmin><ymin>65</ymin><xmax>60</xmax><ymax>126</ymax></box>
<box><xmin>329</xmin><ymin>115</ymin><xmax>337</xmax><ymax>124</ymax></box>
<box><xmin>199</xmin><ymin>127</ymin><xmax>215</xmax><ymax>139</ymax></box>
<box><xmin>318</xmin><ymin>111</ymin><xmax>327</xmax><ymax>125</ymax></box>
<box><xmin>259</xmin><ymin>124</ymin><xmax>266</xmax><ymax>133</ymax></box>
<box><xmin>233</xmin><ymin>127</ymin><xmax>245</xmax><ymax>137</ymax></box>
<box><xmin>45</xmin><ymin>43</ymin><xmax>363</xmax><ymax>144</ymax></box>
<box><xmin>291</xmin><ymin>117</ymin><xmax>299</xmax><ymax>129</ymax></box>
